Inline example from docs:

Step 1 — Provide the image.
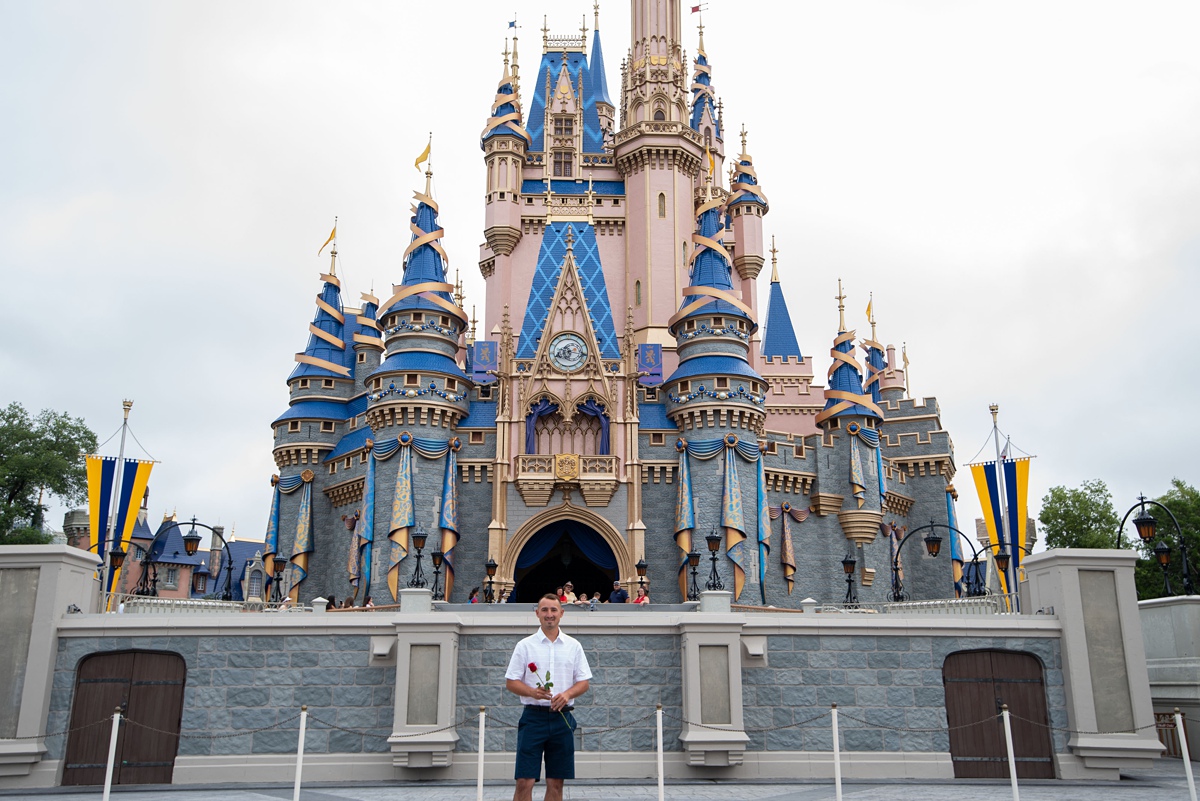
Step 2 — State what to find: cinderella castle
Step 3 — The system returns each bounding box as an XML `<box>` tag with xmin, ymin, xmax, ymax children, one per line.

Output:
<box><xmin>266</xmin><ymin>1</ymin><xmax>960</xmax><ymax>607</ymax></box>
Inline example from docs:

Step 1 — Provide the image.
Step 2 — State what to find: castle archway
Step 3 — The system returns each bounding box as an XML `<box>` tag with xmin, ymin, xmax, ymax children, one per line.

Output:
<box><xmin>503</xmin><ymin>505</ymin><xmax>632</xmax><ymax>603</ymax></box>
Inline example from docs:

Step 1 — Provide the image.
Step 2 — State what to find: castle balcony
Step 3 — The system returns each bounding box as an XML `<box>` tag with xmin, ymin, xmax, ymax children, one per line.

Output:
<box><xmin>515</xmin><ymin>454</ymin><xmax>618</xmax><ymax>508</ymax></box>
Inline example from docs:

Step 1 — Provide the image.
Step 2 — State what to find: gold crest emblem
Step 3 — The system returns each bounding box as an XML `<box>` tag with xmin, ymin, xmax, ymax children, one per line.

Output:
<box><xmin>555</xmin><ymin>454</ymin><xmax>580</xmax><ymax>482</ymax></box>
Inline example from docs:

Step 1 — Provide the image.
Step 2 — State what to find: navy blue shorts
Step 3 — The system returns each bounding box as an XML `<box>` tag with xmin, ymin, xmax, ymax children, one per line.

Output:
<box><xmin>514</xmin><ymin>705</ymin><xmax>576</xmax><ymax>780</ymax></box>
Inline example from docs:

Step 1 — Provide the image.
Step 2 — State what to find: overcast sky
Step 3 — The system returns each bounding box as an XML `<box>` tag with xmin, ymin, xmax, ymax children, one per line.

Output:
<box><xmin>2</xmin><ymin>0</ymin><xmax>1197</xmax><ymax>552</ymax></box>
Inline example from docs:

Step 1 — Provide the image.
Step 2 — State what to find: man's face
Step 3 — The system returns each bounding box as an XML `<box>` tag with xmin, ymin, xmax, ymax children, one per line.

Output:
<box><xmin>536</xmin><ymin>598</ymin><xmax>563</xmax><ymax>631</ymax></box>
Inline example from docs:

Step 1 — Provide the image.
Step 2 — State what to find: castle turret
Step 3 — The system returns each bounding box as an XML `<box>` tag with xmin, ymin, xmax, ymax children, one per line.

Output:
<box><xmin>761</xmin><ymin>241</ymin><xmax>801</xmax><ymax>364</ymax></box>
<box><xmin>757</xmin><ymin>239</ymin><xmax>819</xmax><ymax>437</ymax></box>
<box><xmin>481</xmin><ymin>36</ymin><xmax>529</xmax><ymax>264</ymax></box>
<box><xmin>350</xmin><ymin>290</ymin><xmax>384</xmax><ymax>384</ymax></box>
<box><xmin>860</xmin><ymin>299</ymin><xmax>887</xmax><ymax>407</ymax></box>
<box><xmin>369</xmin><ymin>168</ymin><xmax>473</xmax><ymax>434</ymax></box>
<box><xmin>688</xmin><ymin>21</ymin><xmax>723</xmax><ymax>162</ymax></box>
<box><xmin>727</xmin><ymin>127</ymin><xmax>767</xmax><ymax>333</ymax></box>
<box><xmin>590</xmin><ymin>3</ymin><xmax>614</xmax><ymax>136</ymax></box>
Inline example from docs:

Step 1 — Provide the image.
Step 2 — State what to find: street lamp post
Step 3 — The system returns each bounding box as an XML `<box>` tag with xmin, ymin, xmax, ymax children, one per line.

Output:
<box><xmin>484</xmin><ymin>558</ymin><xmax>498</xmax><ymax>603</ymax></box>
<box><xmin>430</xmin><ymin>550</ymin><xmax>444</xmax><ymax>601</ymax></box>
<box><xmin>887</xmin><ymin>519</ymin><xmax>944</xmax><ymax>602</ymax></box>
<box><xmin>1119</xmin><ymin>494</ymin><xmax>1194</xmax><ymax>596</ymax></box>
<box><xmin>687</xmin><ymin>550</ymin><xmax>701</xmax><ymax>601</ymax></box>
<box><xmin>704</xmin><ymin>530</ymin><xmax>724</xmax><ymax>592</ymax></box>
<box><xmin>153</xmin><ymin>517</ymin><xmax>238</xmax><ymax>601</ymax></box>
<box><xmin>83</xmin><ymin>541</ymin><xmax>127</xmax><ymax>611</ymax></box>
<box><xmin>408</xmin><ymin>523</ymin><xmax>428</xmax><ymax>589</ymax></box>
<box><xmin>842</xmin><ymin>553</ymin><xmax>859</xmax><ymax>606</ymax></box>
<box><xmin>635</xmin><ymin>558</ymin><xmax>648</xmax><ymax>591</ymax></box>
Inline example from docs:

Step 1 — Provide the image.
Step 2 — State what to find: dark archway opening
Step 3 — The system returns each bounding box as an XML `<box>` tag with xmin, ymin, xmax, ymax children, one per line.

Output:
<box><xmin>512</xmin><ymin>520</ymin><xmax>617</xmax><ymax>603</ymax></box>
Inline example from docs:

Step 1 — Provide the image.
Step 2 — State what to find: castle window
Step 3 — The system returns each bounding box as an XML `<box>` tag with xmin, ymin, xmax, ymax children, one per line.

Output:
<box><xmin>322</xmin><ymin>379</ymin><xmax>335</xmax><ymax>389</ymax></box>
<box><xmin>553</xmin><ymin>151</ymin><xmax>573</xmax><ymax>177</ymax></box>
<box><xmin>412</xmin><ymin>312</ymin><xmax>423</xmax><ymax>323</ymax></box>
<box><xmin>446</xmin><ymin>378</ymin><xmax>457</xmax><ymax>391</ymax></box>
<box><xmin>470</xmin><ymin>431</ymin><xmax>485</xmax><ymax>444</ymax></box>
<box><xmin>704</xmin><ymin>127</ymin><xmax>712</xmax><ymax>147</ymax></box>
<box><xmin>716</xmin><ymin>377</ymin><xmax>729</xmax><ymax>389</ymax></box>
<box><xmin>657</xmin><ymin>193</ymin><xmax>666</xmax><ymax>218</ymax></box>
<box><xmin>349</xmin><ymin>416</ymin><xmax>357</xmax><ymax>430</ymax></box>
<box><xmin>360</xmin><ymin>452</ymin><xmax>369</xmax><ymax>464</ymax></box>
<box><xmin>765</xmin><ymin>441</ymin><xmax>778</xmax><ymax>455</ymax></box>
<box><xmin>247</xmin><ymin>572</ymin><xmax>262</xmax><ymax>599</ymax></box>
<box><xmin>685</xmin><ymin>320</ymin><xmax>696</xmax><ymax>332</ymax></box>
<box><xmin>288</xmin><ymin>421</ymin><xmax>301</xmax><ymax>433</ymax></box>
<box><xmin>526</xmin><ymin>197</ymin><xmax>534</xmax><ymax>205</ymax></box>
<box><xmin>712</xmin><ymin>316</ymin><xmax>723</xmax><ymax>327</ymax></box>
<box><xmin>299</xmin><ymin>379</ymin><xmax>310</xmax><ymax>389</ymax></box>
<box><xmin>653</xmin><ymin>108</ymin><xmax>666</xmax><ymax>121</ymax></box>
<box><xmin>635</xmin><ymin>280</ymin><xmax>642</xmax><ymax>306</ymax></box>
<box><xmin>164</xmin><ymin>568</ymin><xmax>178</xmax><ymax>589</ymax></box>
<box><xmin>275</xmin><ymin>425</ymin><xmax>284</xmax><ymax>438</ymax></box>
<box><xmin>794</xmin><ymin>444</ymin><xmax>805</xmax><ymax>458</ymax></box>
<box><xmin>320</xmin><ymin>421</ymin><xmax>335</xmax><ymax>433</ymax></box>
<box><xmin>553</xmin><ymin>117</ymin><xmax>574</xmax><ymax>137</ymax></box>
<box><xmin>612</xmin><ymin>199</ymin><xmax>620</xmax><ymax>206</ymax></box>
<box><xmin>344</xmin><ymin>457</ymin><xmax>352</xmax><ymax>469</ymax></box>
<box><xmin>679</xmin><ymin>381</ymin><xmax>690</xmax><ymax>393</ymax></box>
<box><xmin>650</xmin><ymin>432</ymin><xmax>665</xmax><ymax>446</ymax></box>
<box><xmin>329</xmin><ymin>463</ymin><xmax>336</xmax><ymax>474</ymax></box>
<box><xmin>357</xmin><ymin>352</ymin><xmax>366</xmax><ymax>364</ymax></box>
<box><xmin>478</xmin><ymin>386</ymin><xmax>493</xmax><ymax>400</ymax></box>
<box><xmin>644</xmin><ymin>387</ymin><xmax>658</xmax><ymax>401</ymax></box>
<box><xmin>192</xmin><ymin>573</ymin><xmax>207</xmax><ymax>594</ymax></box>
<box><xmin>405</xmin><ymin>374</ymin><xmax>419</xmax><ymax>386</ymax></box>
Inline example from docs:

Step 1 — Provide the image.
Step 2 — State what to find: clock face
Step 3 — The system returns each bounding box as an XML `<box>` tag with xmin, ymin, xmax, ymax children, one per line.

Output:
<box><xmin>549</xmin><ymin>333</ymin><xmax>588</xmax><ymax>372</ymax></box>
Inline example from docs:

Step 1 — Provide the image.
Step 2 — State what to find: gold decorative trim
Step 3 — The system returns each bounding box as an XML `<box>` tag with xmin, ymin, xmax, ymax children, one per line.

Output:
<box><xmin>324</xmin><ymin>477</ymin><xmax>365</xmax><ymax>507</ymax></box>
<box><xmin>294</xmin><ymin>354</ymin><xmax>351</xmax><ymax>377</ymax></box>
<box><xmin>810</xmin><ymin>492</ymin><xmax>845</xmax><ymax>516</ymax></box>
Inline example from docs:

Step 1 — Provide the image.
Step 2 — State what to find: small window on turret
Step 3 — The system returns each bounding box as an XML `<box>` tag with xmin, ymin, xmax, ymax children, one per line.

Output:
<box><xmin>405</xmin><ymin>374</ymin><xmax>419</xmax><ymax>386</ymax></box>
<box><xmin>635</xmin><ymin>281</ymin><xmax>642</xmax><ymax>306</ymax></box>
<box><xmin>299</xmin><ymin>379</ymin><xmax>310</xmax><ymax>389</ymax></box>
<box><xmin>713</xmin><ymin>317</ymin><xmax>723</xmax><ymax>327</ymax></box>
<box><xmin>794</xmin><ymin>444</ymin><xmax>805</xmax><ymax>458</ymax></box>
<box><xmin>554</xmin><ymin>117</ymin><xmax>574</xmax><ymax>137</ymax></box>
<box><xmin>479</xmin><ymin>386</ymin><xmax>493</xmax><ymax>400</ymax></box>
<box><xmin>716</xmin><ymin>377</ymin><xmax>729</xmax><ymax>389</ymax></box>
<box><xmin>288</xmin><ymin>421</ymin><xmax>300</xmax><ymax>433</ymax></box>
<box><xmin>654</xmin><ymin>109</ymin><xmax>666</xmax><ymax>121</ymax></box>
<box><xmin>470</xmin><ymin>431</ymin><xmax>485</xmax><ymax>444</ymax></box>
<box><xmin>412</xmin><ymin>312</ymin><xmax>423</xmax><ymax>323</ymax></box>
<box><xmin>685</xmin><ymin>320</ymin><xmax>696</xmax><ymax>332</ymax></box>
<box><xmin>360</xmin><ymin>452</ymin><xmax>369</xmax><ymax>464</ymax></box>
<box><xmin>650</xmin><ymin>433</ymin><xmax>665</xmax><ymax>446</ymax></box>
<box><xmin>679</xmin><ymin>381</ymin><xmax>690</xmax><ymax>393</ymax></box>
<box><xmin>657</xmin><ymin>193</ymin><xmax>666</xmax><ymax>218</ymax></box>
<box><xmin>446</xmin><ymin>378</ymin><xmax>457</xmax><ymax>391</ymax></box>
<box><xmin>357</xmin><ymin>352</ymin><xmax>366</xmax><ymax>364</ymax></box>
<box><xmin>644</xmin><ymin>387</ymin><xmax>658</xmax><ymax>401</ymax></box>
<box><xmin>320</xmin><ymin>421</ymin><xmax>335</xmax><ymax>433</ymax></box>
<box><xmin>553</xmin><ymin>151</ymin><xmax>573</xmax><ymax>177</ymax></box>
<box><xmin>441</xmin><ymin>315</ymin><xmax>450</xmax><ymax>326</ymax></box>
<box><xmin>526</xmin><ymin>197</ymin><xmax>534</xmax><ymax>205</ymax></box>
<box><xmin>328</xmin><ymin>463</ymin><xmax>336</xmax><ymax>475</ymax></box>
<box><xmin>344</xmin><ymin>457</ymin><xmax>352</xmax><ymax>469</ymax></box>
<box><xmin>349</xmin><ymin>417</ymin><xmax>357</xmax><ymax>430</ymax></box>
<box><xmin>323</xmin><ymin>379</ymin><xmax>335</xmax><ymax>389</ymax></box>
<box><xmin>765</xmin><ymin>442</ymin><xmax>777</xmax><ymax>455</ymax></box>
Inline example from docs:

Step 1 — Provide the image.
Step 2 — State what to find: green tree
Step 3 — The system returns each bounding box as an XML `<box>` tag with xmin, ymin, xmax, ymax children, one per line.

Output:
<box><xmin>0</xmin><ymin>402</ymin><xmax>98</xmax><ymax>544</ymax></box>
<box><xmin>1134</xmin><ymin>479</ymin><xmax>1200</xmax><ymax>600</ymax></box>
<box><xmin>1037</xmin><ymin>479</ymin><xmax>1120</xmax><ymax>550</ymax></box>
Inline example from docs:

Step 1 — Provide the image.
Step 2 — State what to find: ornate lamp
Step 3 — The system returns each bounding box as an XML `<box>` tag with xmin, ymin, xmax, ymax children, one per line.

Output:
<box><xmin>1156</xmin><ymin>540</ymin><xmax>1174</xmax><ymax>595</ymax></box>
<box><xmin>108</xmin><ymin>545</ymin><xmax>127</xmax><ymax>571</ymax></box>
<box><xmin>635</xmin><ymin>558</ymin><xmax>648</xmax><ymax>589</ymax></box>
<box><xmin>704</xmin><ymin>529</ymin><xmax>723</xmax><ymax>592</ymax></box>
<box><xmin>484</xmin><ymin>557</ymin><xmax>498</xmax><ymax>603</ymax></box>
<box><xmin>993</xmin><ymin>550</ymin><xmax>1011</xmax><ymax>576</ymax></box>
<box><xmin>923</xmin><ymin>532</ymin><xmax>943</xmax><ymax>558</ymax></box>
<box><xmin>687</xmin><ymin>550</ymin><xmax>701</xmax><ymax>601</ymax></box>
<box><xmin>842</xmin><ymin>553</ymin><xmax>858</xmax><ymax>606</ymax></box>
<box><xmin>182</xmin><ymin>526</ymin><xmax>202</xmax><ymax>556</ymax></box>
<box><xmin>430</xmin><ymin>550</ymin><xmax>444</xmax><ymax>601</ymax></box>
<box><xmin>408</xmin><ymin>523</ymin><xmax>428</xmax><ymax>588</ymax></box>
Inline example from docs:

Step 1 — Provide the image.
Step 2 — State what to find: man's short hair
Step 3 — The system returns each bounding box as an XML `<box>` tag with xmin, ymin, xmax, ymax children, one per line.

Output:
<box><xmin>539</xmin><ymin>593</ymin><xmax>562</xmax><ymax>605</ymax></box>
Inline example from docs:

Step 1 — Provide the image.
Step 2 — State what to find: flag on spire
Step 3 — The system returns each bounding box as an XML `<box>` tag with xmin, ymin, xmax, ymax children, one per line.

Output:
<box><xmin>414</xmin><ymin>136</ymin><xmax>431</xmax><ymax>171</ymax></box>
<box><xmin>318</xmin><ymin>222</ymin><xmax>336</xmax><ymax>256</ymax></box>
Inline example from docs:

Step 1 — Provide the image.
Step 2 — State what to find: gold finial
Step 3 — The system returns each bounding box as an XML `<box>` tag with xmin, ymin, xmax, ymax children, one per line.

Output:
<box><xmin>769</xmin><ymin>236</ymin><xmax>779</xmax><ymax>283</ymax></box>
<box><xmin>421</xmin><ymin>133</ymin><xmax>433</xmax><ymax>196</ymax></box>
<box><xmin>542</xmin><ymin>15</ymin><xmax>549</xmax><ymax>49</ymax></box>
<box><xmin>454</xmin><ymin>268</ymin><xmax>465</xmax><ymax>308</ymax></box>
<box><xmin>503</xmin><ymin>39</ymin><xmax>510</xmax><ymax>69</ymax></box>
<box><xmin>868</xmin><ymin>291</ymin><xmax>876</xmax><ymax>341</ymax></box>
<box><xmin>836</xmin><ymin>278</ymin><xmax>846</xmax><ymax>331</ymax></box>
<box><xmin>581</xmin><ymin>13</ymin><xmax>588</xmax><ymax>40</ymax></box>
<box><xmin>594</xmin><ymin>0</ymin><xmax>600</xmax><ymax>30</ymax></box>
<box><xmin>328</xmin><ymin>214</ymin><xmax>338</xmax><ymax>275</ymax></box>
<box><xmin>740</xmin><ymin>124</ymin><xmax>748</xmax><ymax>158</ymax></box>
<box><xmin>697</xmin><ymin>8</ymin><xmax>705</xmax><ymax>55</ymax></box>
<box><xmin>470</xmin><ymin>305</ymin><xmax>478</xmax><ymax>343</ymax></box>
<box><xmin>511</xmin><ymin>29</ymin><xmax>520</xmax><ymax>96</ymax></box>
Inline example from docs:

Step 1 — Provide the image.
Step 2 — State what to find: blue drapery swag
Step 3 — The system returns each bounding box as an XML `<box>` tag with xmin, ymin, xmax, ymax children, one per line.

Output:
<box><xmin>351</xmin><ymin>433</ymin><xmax>460</xmax><ymax>601</ymax></box>
<box><xmin>263</xmin><ymin>473</ymin><xmax>306</xmax><ymax>596</ymax></box>
<box><xmin>287</xmin><ymin>475</ymin><xmax>315</xmax><ymax>599</ymax></box>
<box><xmin>515</xmin><ymin>523</ymin><xmax>617</xmax><ymax>570</ymax></box>
<box><xmin>525</xmin><ymin>398</ymin><xmax>611</xmax><ymax>455</ymax></box>
<box><xmin>845</xmin><ymin>422</ymin><xmax>882</xmax><ymax>509</ymax></box>
<box><xmin>768</xmin><ymin>502</ymin><xmax>809</xmax><ymax>595</ymax></box>
<box><xmin>673</xmin><ymin>434</ymin><xmax>769</xmax><ymax>602</ymax></box>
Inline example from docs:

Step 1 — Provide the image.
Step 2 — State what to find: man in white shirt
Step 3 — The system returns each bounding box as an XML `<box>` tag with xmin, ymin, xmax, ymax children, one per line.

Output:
<box><xmin>504</xmin><ymin>594</ymin><xmax>592</xmax><ymax>801</ymax></box>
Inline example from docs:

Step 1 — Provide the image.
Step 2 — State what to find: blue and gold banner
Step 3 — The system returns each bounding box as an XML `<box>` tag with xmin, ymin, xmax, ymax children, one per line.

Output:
<box><xmin>756</xmin><ymin>454</ymin><xmax>771</xmax><ymax>605</ymax></box>
<box><xmin>383</xmin><ymin>432</ymin><xmax>457</xmax><ymax>601</ymax></box>
<box><xmin>722</xmin><ymin>438</ymin><xmax>747</xmax><ymax>600</ymax></box>
<box><xmin>86</xmin><ymin>455</ymin><xmax>154</xmax><ymax>594</ymax></box>
<box><xmin>947</xmin><ymin>486</ymin><xmax>964</xmax><ymax>598</ymax></box>
<box><xmin>971</xmin><ymin>458</ymin><xmax>1031</xmax><ymax>599</ymax></box>
<box><xmin>674</xmin><ymin>440</ymin><xmax>695</xmax><ymax>599</ymax></box>
<box><xmin>264</xmin><ymin>473</ymin><xmax>304</xmax><ymax>585</ymax></box>
<box><xmin>768</xmin><ymin>502</ymin><xmax>809</xmax><ymax>595</ymax></box>
<box><xmin>471</xmin><ymin>340</ymin><xmax>498</xmax><ymax>384</ymax></box>
<box><xmin>287</xmin><ymin>471</ymin><xmax>315</xmax><ymax>601</ymax></box>
<box><xmin>439</xmin><ymin>438</ymin><xmax>461</xmax><ymax>599</ymax></box>
<box><xmin>637</xmin><ymin>344</ymin><xmax>663</xmax><ymax>386</ymax></box>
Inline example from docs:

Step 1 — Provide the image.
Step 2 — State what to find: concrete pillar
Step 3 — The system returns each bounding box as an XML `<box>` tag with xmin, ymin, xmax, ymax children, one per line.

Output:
<box><xmin>678</xmin><ymin>616</ymin><xmax>750</xmax><ymax>766</ymax></box>
<box><xmin>1024</xmin><ymin>549</ymin><xmax>1164</xmax><ymax>776</ymax></box>
<box><xmin>0</xmin><ymin>546</ymin><xmax>101</xmax><ymax>776</ymax></box>
<box><xmin>388</xmin><ymin>616</ymin><xmax>461</xmax><ymax>770</ymax></box>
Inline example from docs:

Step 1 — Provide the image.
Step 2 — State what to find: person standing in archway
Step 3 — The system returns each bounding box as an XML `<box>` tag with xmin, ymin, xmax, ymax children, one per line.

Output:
<box><xmin>505</xmin><ymin>594</ymin><xmax>592</xmax><ymax>801</ymax></box>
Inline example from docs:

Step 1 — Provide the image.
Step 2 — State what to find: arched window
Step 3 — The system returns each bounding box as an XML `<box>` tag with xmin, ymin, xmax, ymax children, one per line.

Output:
<box><xmin>658</xmin><ymin>193</ymin><xmax>666</xmax><ymax>218</ymax></box>
<box><xmin>635</xmin><ymin>280</ymin><xmax>642</xmax><ymax>306</ymax></box>
<box><xmin>653</xmin><ymin>108</ymin><xmax>666</xmax><ymax>121</ymax></box>
<box><xmin>705</xmin><ymin>127</ymin><xmax>712</xmax><ymax>147</ymax></box>
<box><xmin>247</xmin><ymin>570</ymin><xmax>263</xmax><ymax>600</ymax></box>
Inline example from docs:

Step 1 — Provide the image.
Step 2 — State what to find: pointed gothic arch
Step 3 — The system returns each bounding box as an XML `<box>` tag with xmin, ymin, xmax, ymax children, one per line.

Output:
<box><xmin>501</xmin><ymin>502</ymin><xmax>634</xmax><ymax>591</ymax></box>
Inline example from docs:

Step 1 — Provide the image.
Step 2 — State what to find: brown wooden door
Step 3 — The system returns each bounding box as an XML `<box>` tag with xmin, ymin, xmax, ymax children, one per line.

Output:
<box><xmin>62</xmin><ymin>651</ymin><xmax>186</xmax><ymax>786</ymax></box>
<box><xmin>943</xmin><ymin>649</ymin><xmax>1056</xmax><ymax>779</ymax></box>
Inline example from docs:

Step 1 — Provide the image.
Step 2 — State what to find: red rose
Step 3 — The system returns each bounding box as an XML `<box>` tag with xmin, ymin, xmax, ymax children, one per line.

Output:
<box><xmin>528</xmin><ymin>662</ymin><xmax>538</xmax><ymax>672</ymax></box>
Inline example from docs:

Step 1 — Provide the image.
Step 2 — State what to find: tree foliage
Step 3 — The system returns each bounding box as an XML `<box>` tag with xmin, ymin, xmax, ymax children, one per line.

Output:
<box><xmin>0</xmin><ymin>402</ymin><xmax>98</xmax><ymax>542</ymax></box>
<box><xmin>1037</xmin><ymin>479</ymin><xmax>1120</xmax><ymax>550</ymax></box>
<box><xmin>1134</xmin><ymin>479</ymin><xmax>1200</xmax><ymax>600</ymax></box>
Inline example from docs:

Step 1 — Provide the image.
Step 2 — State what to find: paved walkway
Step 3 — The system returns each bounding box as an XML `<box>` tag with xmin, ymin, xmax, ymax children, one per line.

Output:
<box><xmin>3</xmin><ymin>759</ymin><xmax>1193</xmax><ymax>801</ymax></box>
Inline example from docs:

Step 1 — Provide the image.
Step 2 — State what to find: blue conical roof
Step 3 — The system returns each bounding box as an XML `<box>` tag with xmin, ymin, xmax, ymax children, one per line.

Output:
<box><xmin>383</xmin><ymin>195</ymin><xmax>453</xmax><ymax>316</ymax></box>
<box><xmin>862</xmin><ymin>339</ymin><xmax>886</xmax><ymax>405</ymax></box>
<box><xmin>762</xmin><ymin>281</ymin><xmax>802</xmax><ymax>361</ymax></box>
<box><xmin>819</xmin><ymin>330</ymin><xmax>882</xmax><ymax>421</ymax></box>
<box><xmin>689</xmin><ymin>52</ymin><xmax>720</xmax><ymax>137</ymax></box>
<box><xmin>290</xmin><ymin>275</ymin><xmax>352</xmax><ymax>379</ymax></box>
<box><xmin>672</xmin><ymin>204</ymin><xmax>751</xmax><ymax>328</ymax></box>
<box><xmin>525</xmin><ymin>52</ymin><xmax>605</xmax><ymax>153</ymax></box>
<box><xmin>591</xmin><ymin>28</ymin><xmax>612</xmax><ymax>106</ymax></box>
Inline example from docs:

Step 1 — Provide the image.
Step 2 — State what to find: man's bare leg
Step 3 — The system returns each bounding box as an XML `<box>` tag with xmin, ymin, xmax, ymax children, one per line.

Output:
<box><xmin>543</xmin><ymin>777</ymin><xmax>564</xmax><ymax>801</ymax></box>
<box><xmin>513</xmin><ymin>777</ymin><xmax>536</xmax><ymax>801</ymax></box>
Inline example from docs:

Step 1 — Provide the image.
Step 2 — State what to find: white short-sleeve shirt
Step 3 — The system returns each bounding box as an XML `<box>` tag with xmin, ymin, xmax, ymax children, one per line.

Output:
<box><xmin>505</xmin><ymin>628</ymin><xmax>593</xmax><ymax>706</ymax></box>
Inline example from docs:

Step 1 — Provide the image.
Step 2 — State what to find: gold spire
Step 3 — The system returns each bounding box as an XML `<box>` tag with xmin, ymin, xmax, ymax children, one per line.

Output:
<box><xmin>769</xmin><ymin>236</ymin><xmax>779</xmax><ymax>283</ymax></box>
<box><xmin>328</xmin><ymin>215</ymin><xmax>338</xmax><ymax>276</ymax></box>
<box><xmin>836</xmin><ymin>278</ymin><xmax>846</xmax><ymax>331</ymax></box>
<box><xmin>470</xmin><ymin>305</ymin><xmax>478</xmax><ymax>344</ymax></box>
<box><xmin>503</xmin><ymin>39</ymin><xmax>510</xmax><ymax>70</ymax></box>
<box><xmin>581</xmin><ymin>13</ymin><xmax>588</xmax><ymax>39</ymax></box>
<box><xmin>511</xmin><ymin>30</ymin><xmax>520</xmax><ymax>96</ymax></box>
<box><xmin>868</xmin><ymin>291</ymin><xmax>876</xmax><ymax>341</ymax></box>
<box><xmin>542</xmin><ymin>15</ymin><xmax>549</xmax><ymax>50</ymax></box>
<box><xmin>594</xmin><ymin>0</ymin><xmax>600</xmax><ymax>30</ymax></box>
<box><xmin>740</xmin><ymin>124</ymin><xmax>748</xmax><ymax>159</ymax></box>
<box><xmin>697</xmin><ymin>11</ymin><xmax>706</xmax><ymax>55</ymax></box>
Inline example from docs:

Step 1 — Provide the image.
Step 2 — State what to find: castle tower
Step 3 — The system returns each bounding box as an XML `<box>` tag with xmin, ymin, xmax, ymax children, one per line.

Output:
<box><xmin>616</xmin><ymin>0</ymin><xmax>702</xmax><ymax>355</ymax></box>
<box><xmin>757</xmin><ymin>240</ymin><xmax>820</xmax><ymax>438</ymax></box>
<box><xmin>727</xmin><ymin>126</ymin><xmax>766</xmax><ymax>338</ymax></box>
<box><xmin>590</xmin><ymin>3</ymin><xmax>615</xmax><ymax>136</ymax></box>
<box><xmin>481</xmin><ymin>37</ymin><xmax>531</xmax><ymax>321</ymax></box>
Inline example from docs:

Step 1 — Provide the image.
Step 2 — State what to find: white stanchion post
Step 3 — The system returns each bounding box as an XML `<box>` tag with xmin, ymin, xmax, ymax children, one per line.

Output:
<box><xmin>477</xmin><ymin>706</ymin><xmax>486</xmax><ymax>801</ymax></box>
<box><xmin>831</xmin><ymin>704</ymin><xmax>842</xmax><ymax>801</ymax></box>
<box><xmin>1001</xmin><ymin>704</ymin><xmax>1020</xmax><ymax>801</ymax></box>
<box><xmin>293</xmin><ymin>705</ymin><xmax>308</xmax><ymax>801</ymax></box>
<box><xmin>656</xmin><ymin>703</ymin><xmax>665</xmax><ymax>801</ymax></box>
<box><xmin>101</xmin><ymin>707</ymin><xmax>121</xmax><ymax>801</ymax></box>
<box><xmin>1177</xmin><ymin>708</ymin><xmax>1198</xmax><ymax>801</ymax></box>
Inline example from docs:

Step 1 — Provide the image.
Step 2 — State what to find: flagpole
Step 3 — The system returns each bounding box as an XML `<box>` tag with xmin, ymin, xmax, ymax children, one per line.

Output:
<box><xmin>104</xmin><ymin>400</ymin><xmax>133</xmax><ymax>602</ymax></box>
<box><xmin>990</xmin><ymin>404</ymin><xmax>1013</xmax><ymax>605</ymax></box>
